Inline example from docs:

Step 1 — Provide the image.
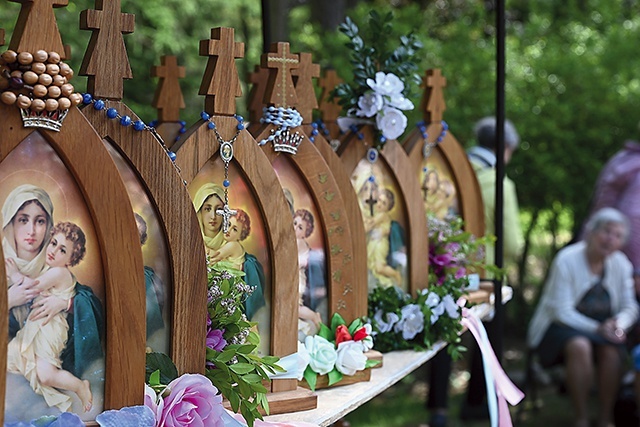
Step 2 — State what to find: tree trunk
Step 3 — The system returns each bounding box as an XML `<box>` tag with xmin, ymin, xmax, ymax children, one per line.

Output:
<box><xmin>309</xmin><ymin>0</ymin><xmax>352</xmax><ymax>31</ymax></box>
<box><xmin>262</xmin><ymin>0</ymin><xmax>291</xmax><ymax>52</ymax></box>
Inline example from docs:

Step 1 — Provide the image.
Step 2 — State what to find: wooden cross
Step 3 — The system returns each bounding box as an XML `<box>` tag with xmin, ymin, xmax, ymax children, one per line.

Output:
<box><xmin>261</xmin><ymin>42</ymin><xmax>299</xmax><ymax>108</ymax></box>
<box><xmin>247</xmin><ymin>65</ymin><xmax>269</xmax><ymax>123</ymax></box>
<box><xmin>421</xmin><ymin>178</ymin><xmax>429</xmax><ymax>202</ymax></box>
<box><xmin>365</xmin><ymin>192</ymin><xmax>377</xmax><ymax>217</ymax></box>
<box><xmin>80</xmin><ymin>0</ymin><xmax>135</xmax><ymax>100</ymax></box>
<box><xmin>152</xmin><ymin>55</ymin><xmax>186</xmax><ymax>123</ymax></box>
<box><xmin>216</xmin><ymin>204</ymin><xmax>237</xmax><ymax>234</ymax></box>
<box><xmin>318</xmin><ymin>69</ymin><xmax>343</xmax><ymax>122</ymax></box>
<box><xmin>8</xmin><ymin>0</ymin><xmax>67</xmax><ymax>57</ymax></box>
<box><xmin>199</xmin><ymin>27</ymin><xmax>244</xmax><ymax>116</ymax></box>
<box><xmin>421</xmin><ymin>68</ymin><xmax>447</xmax><ymax>123</ymax></box>
<box><xmin>291</xmin><ymin>52</ymin><xmax>320</xmax><ymax>124</ymax></box>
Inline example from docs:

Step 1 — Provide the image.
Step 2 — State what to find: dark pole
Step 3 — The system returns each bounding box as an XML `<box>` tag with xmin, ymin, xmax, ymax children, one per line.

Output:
<box><xmin>261</xmin><ymin>0</ymin><xmax>271</xmax><ymax>54</ymax></box>
<box><xmin>493</xmin><ymin>0</ymin><xmax>506</xmax><ymax>362</ymax></box>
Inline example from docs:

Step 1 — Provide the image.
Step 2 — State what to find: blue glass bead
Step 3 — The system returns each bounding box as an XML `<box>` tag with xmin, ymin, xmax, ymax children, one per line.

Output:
<box><xmin>208</xmin><ymin>121</ymin><xmax>215</xmax><ymax>130</ymax></box>
<box><xmin>350</xmin><ymin>125</ymin><xmax>358</xmax><ymax>132</ymax></box>
<box><xmin>120</xmin><ymin>115</ymin><xmax>132</xmax><ymax>126</ymax></box>
<box><xmin>357</xmin><ymin>132</ymin><xmax>364</xmax><ymax>140</ymax></box>
<box><xmin>310</xmin><ymin>136</ymin><xmax>315</xmax><ymax>142</ymax></box>
<box><xmin>106</xmin><ymin>108</ymin><xmax>118</xmax><ymax>119</ymax></box>
<box><xmin>179</xmin><ymin>120</ymin><xmax>186</xmax><ymax>126</ymax></box>
<box><xmin>237</xmin><ymin>123</ymin><xmax>245</xmax><ymax>130</ymax></box>
<box><xmin>179</xmin><ymin>127</ymin><xmax>186</xmax><ymax>134</ymax></box>
<box><xmin>93</xmin><ymin>99</ymin><xmax>105</xmax><ymax>110</ymax></box>
<box><xmin>133</xmin><ymin>120</ymin><xmax>145</xmax><ymax>131</ymax></box>
<box><xmin>311</xmin><ymin>122</ymin><xmax>318</xmax><ymax>129</ymax></box>
<box><xmin>223</xmin><ymin>179</ymin><xmax>230</xmax><ymax>188</ymax></box>
<box><xmin>437</xmin><ymin>136</ymin><xmax>443</xmax><ymax>142</ymax></box>
<box><xmin>82</xmin><ymin>93</ymin><xmax>93</xmax><ymax>104</ymax></box>
<box><xmin>235</xmin><ymin>115</ymin><xmax>244</xmax><ymax>123</ymax></box>
<box><xmin>200</xmin><ymin>111</ymin><xmax>210</xmax><ymax>121</ymax></box>
<box><xmin>421</xmin><ymin>132</ymin><xmax>428</xmax><ymax>139</ymax></box>
<box><xmin>149</xmin><ymin>120</ymin><xmax>158</xmax><ymax>128</ymax></box>
<box><xmin>168</xmin><ymin>151</ymin><xmax>177</xmax><ymax>161</ymax></box>
<box><xmin>379</xmin><ymin>136</ymin><xmax>387</xmax><ymax>143</ymax></box>
<box><xmin>368</xmin><ymin>175</ymin><xmax>375</xmax><ymax>183</ymax></box>
<box><xmin>311</xmin><ymin>129</ymin><xmax>318</xmax><ymax>136</ymax></box>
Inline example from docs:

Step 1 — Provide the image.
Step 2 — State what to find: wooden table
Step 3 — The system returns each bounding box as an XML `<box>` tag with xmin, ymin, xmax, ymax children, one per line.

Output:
<box><xmin>265</xmin><ymin>287</ymin><xmax>512</xmax><ymax>426</ymax></box>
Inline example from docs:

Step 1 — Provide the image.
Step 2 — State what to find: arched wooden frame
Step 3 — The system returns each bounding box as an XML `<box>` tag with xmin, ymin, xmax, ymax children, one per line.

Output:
<box><xmin>337</xmin><ymin>126</ymin><xmax>430</xmax><ymax>295</ymax></box>
<box><xmin>173</xmin><ymin>115</ymin><xmax>298</xmax><ymax>393</ymax></box>
<box><xmin>0</xmin><ymin>105</ymin><xmax>146</xmax><ymax>422</ymax></box>
<box><xmin>81</xmin><ymin>101</ymin><xmax>208</xmax><ymax>375</ymax></box>
<box><xmin>300</xmin><ymin>126</ymin><xmax>368</xmax><ymax>317</ymax></box>
<box><xmin>253</xmin><ymin>125</ymin><xmax>362</xmax><ymax>323</ymax></box>
<box><xmin>403</xmin><ymin>123</ymin><xmax>485</xmax><ymax>238</ymax></box>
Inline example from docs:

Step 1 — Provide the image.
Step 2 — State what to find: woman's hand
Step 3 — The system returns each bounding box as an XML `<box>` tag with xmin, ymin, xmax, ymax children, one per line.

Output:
<box><xmin>7</xmin><ymin>280</ymin><xmax>38</xmax><ymax>309</ymax></box>
<box><xmin>598</xmin><ymin>318</ymin><xmax>625</xmax><ymax>344</ymax></box>
<box><xmin>29</xmin><ymin>294</ymin><xmax>69</xmax><ymax>325</ymax></box>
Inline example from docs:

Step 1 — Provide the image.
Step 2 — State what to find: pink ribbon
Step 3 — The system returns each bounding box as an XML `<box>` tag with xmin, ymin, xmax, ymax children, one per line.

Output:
<box><xmin>459</xmin><ymin>301</ymin><xmax>524</xmax><ymax>427</ymax></box>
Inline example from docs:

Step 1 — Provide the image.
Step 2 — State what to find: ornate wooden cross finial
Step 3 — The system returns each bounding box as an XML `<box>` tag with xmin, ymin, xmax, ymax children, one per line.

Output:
<box><xmin>291</xmin><ymin>52</ymin><xmax>320</xmax><ymax>124</ymax></box>
<box><xmin>199</xmin><ymin>27</ymin><xmax>244</xmax><ymax>116</ymax></box>
<box><xmin>152</xmin><ymin>55</ymin><xmax>186</xmax><ymax>123</ymax></box>
<box><xmin>8</xmin><ymin>0</ymin><xmax>67</xmax><ymax>57</ymax></box>
<box><xmin>247</xmin><ymin>65</ymin><xmax>269</xmax><ymax>123</ymax></box>
<box><xmin>421</xmin><ymin>68</ymin><xmax>447</xmax><ymax>123</ymax></box>
<box><xmin>79</xmin><ymin>0</ymin><xmax>135</xmax><ymax>100</ymax></box>
<box><xmin>261</xmin><ymin>42</ymin><xmax>299</xmax><ymax>108</ymax></box>
<box><xmin>318</xmin><ymin>69</ymin><xmax>343</xmax><ymax>122</ymax></box>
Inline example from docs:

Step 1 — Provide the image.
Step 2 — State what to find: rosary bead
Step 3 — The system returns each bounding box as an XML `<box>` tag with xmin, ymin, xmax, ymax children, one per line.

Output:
<box><xmin>106</xmin><ymin>108</ymin><xmax>118</xmax><ymax>119</ymax></box>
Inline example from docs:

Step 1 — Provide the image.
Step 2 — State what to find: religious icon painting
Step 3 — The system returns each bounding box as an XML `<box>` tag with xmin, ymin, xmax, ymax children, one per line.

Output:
<box><xmin>420</xmin><ymin>149</ymin><xmax>461</xmax><ymax>221</ymax></box>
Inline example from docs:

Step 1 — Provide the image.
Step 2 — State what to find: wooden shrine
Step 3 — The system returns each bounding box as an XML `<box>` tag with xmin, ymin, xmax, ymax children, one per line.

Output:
<box><xmin>403</xmin><ymin>69</ymin><xmax>485</xmax><ymax>238</ymax></box>
<box><xmin>172</xmin><ymin>28</ymin><xmax>317</xmax><ymax>412</ymax></box>
<box><xmin>0</xmin><ymin>1</ymin><xmax>145</xmax><ymax>421</ymax></box>
<box><xmin>151</xmin><ymin>55</ymin><xmax>188</xmax><ymax>149</ymax></box>
<box><xmin>251</xmin><ymin>43</ymin><xmax>365</xmax><ymax>326</ymax></box>
<box><xmin>336</xmin><ymin>124</ymin><xmax>430</xmax><ymax>295</ymax></box>
<box><xmin>316</xmin><ymin>69</ymin><xmax>344</xmax><ymax>143</ymax></box>
<box><xmin>77</xmin><ymin>0</ymin><xmax>208</xmax><ymax>374</ymax></box>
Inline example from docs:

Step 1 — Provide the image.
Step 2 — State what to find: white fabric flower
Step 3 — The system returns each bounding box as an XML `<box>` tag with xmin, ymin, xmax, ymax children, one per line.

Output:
<box><xmin>374</xmin><ymin>309</ymin><xmax>400</xmax><ymax>333</ymax></box>
<box><xmin>367</xmin><ymin>72</ymin><xmax>405</xmax><ymax>96</ymax></box>
<box><xmin>425</xmin><ymin>292</ymin><xmax>440</xmax><ymax>308</ymax></box>
<box><xmin>388</xmin><ymin>93</ymin><xmax>414</xmax><ymax>111</ymax></box>
<box><xmin>356</xmin><ymin>92</ymin><xmax>384</xmax><ymax>117</ymax></box>
<box><xmin>394</xmin><ymin>304</ymin><xmax>424</xmax><ymax>340</ymax></box>
<box><xmin>335</xmin><ymin>340</ymin><xmax>368</xmax><ymax>376</ymax></box>
<box><xmin>442</xmin><ymin>294</ymin><xmax>460</xmax><ymax>319</ymax></box>
<box><xmin>304</xmin><ymin>335</ymin><xmax>337</xmax><ymax>375</ymax></box>
<box><xmin>431</xmin><ymin>300</ymin><xmax>445</xmax><ymax>325</ymax></box>
<box><xmin>376</xmin><ymin>106</ymin><xmax>408</xmax><ymax>140</ymax></box>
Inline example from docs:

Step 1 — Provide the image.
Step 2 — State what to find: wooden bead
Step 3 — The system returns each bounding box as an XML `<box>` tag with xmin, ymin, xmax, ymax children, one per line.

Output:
<box><xmin>59</xmin><ymin>62</ymin><xmax>71</xmax><ymax>77</ymax></box>
<box><xmin>69</xmin><ymin>93</ymin><xmax>83</xmax><ymax>106</ymax></box>
<box><xmin>38</xmin><ymin>73</ymin><xmax>53</xmax><ymax>86</ymax></box>
<box><xmin>10</xmin><ymin>70</ymin><xmax>23</xmax><ymax>78</ymax></box>
<box><xmin>45</xmin><ymin>98</ymin><xmax>59</xmax><ymax>111</ymax></box>
<box><xmin>23</xmin><ymin>71</ymin><xmax>39</xmax><ymax>85</ymax></box>
<box><xmin>60</xmin><ymin>83</ymin><xmax>74</xmax><ymax>97</ymax></box>
<box><xmin>58</xmin><ymin>97</ymin><xmax>71</xmax><ymax>109</ymax></box>
<box><xmin>31</xmin><ymin>62</ymin><xmax>46</xmax><ymax>74</ymax></box>
<box><xmin>17</xmin><ymin>52</ymin><xmax>34</xmax><ymax>65</ymax></box>
<box><xmin>33</xmin><ymin>50</ymin><xmax>49</xmax><ymax>63</ymax></box>
<box><xmin>65</xmin><ymin>68</ymin><xmax>74</xmax><ymax>80</ymax></box>
<box><xmin>0</xmin><ymin>91</ymin><xmax>17</xmax><ymax>105</ymax></box>
<box><xmin>48</xmin><ymin>85</ymin><xmax>61</xmax><ymax>98</ymax></box>
<box><xmin>31</xmin><ymin>98</ymin><xmax>46</xmax><ymax>112</ymax></box>
<box><xmin>52</xmin><ymin>75</ymin><xmax>66</xmax><ymax>86</ymax></box>
<box><xmin>46</xmin><ymin>63</ymin><xmax>60</xmax><ymax>76</ymax></box>
<box><xmin>16</xmin><ymin>94</ymin><xmax>31</xmax><ymax>109</ymax></box>
<box><xmin>32</xmin><ymin>84</ymin><xmax>48</xmax><ymax>98</ymax></box>
<box><xmin>47</xmin><ymin>52</ymin><xmax>61</xmax><ymax>64</ymax></box>
<box><xmin>1</xmin><ymin>50</ymin><xmax>18</xmax><ymax>64</ymax></box>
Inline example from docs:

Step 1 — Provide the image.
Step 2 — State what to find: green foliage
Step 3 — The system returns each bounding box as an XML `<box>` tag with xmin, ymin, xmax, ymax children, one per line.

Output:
<box><xmin>146</xmin><ymin>352</ymin><xmax>179</xmax><ymax>387</ymax></box>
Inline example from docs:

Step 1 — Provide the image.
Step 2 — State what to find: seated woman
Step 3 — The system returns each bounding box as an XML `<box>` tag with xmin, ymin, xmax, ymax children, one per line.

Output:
<box><xmin>527</xmin><ymin>207</ymin><xmax>639</xmax><ymax>427</ymax></box>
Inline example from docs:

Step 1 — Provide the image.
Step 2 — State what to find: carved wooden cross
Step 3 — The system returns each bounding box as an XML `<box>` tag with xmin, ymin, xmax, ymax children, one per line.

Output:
<box><xmin>318</xmin><ymin>69</ymin><xmax>343</xmax><ymax>122</ymax></box>
<box><xmin>216</xmin><ymin>204</ymin><xmax>237</xmax><ymax>235</ymax></box>
<box><xmin>152</xmin><ymin>55</ymin><xmax>186</xmax><ymax>122</ymax></box>
<box><xmin>247</xmin><ymin>65</ymin><xmax>269</xmax><ymax>123</ymax></box>
<box><xmin>9</xmin><ymin>0</ymin><xmax>67</xmax><ymax>57</ymax></box>
<box><xmin>261</xmin><ymin>42</ymin><xmax>299</xmax><ymax>108</ymax></box>
<box><xmin>80</xmin><ymin>0</ymin><xmax>135</xmax><ymax>100</ymax></box>
<box><xmin>199</xmin><ymin>27</ymin><xmax>244</xmax><ymax>116</ymax></box>
<box><xmin>291</xmin><ymin>52</ymin><xmax>320</xmax><ymax>123</ymax></box>
<box><xmin>365</xmin><ymin>192</ymin><xmax>377</xmax><ymax>217</ymax></box>
<box><xmin>421</xmin><ymin>175</ymin><xmax>429</xmax><ymax>202</ymax></box>
<box><xmin>422</xmin><ymin>68</ymin><xmax>447</xmax><ymax>123</ymax></box>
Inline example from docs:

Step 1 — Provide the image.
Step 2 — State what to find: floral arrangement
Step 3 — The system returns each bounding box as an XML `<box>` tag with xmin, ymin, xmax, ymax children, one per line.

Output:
<box><xmin>302</xmin><ymin>313</ymin><xmax>378</xmax><ymax>391</ymax></box>
<box><xmin>204</xmin><ymin>265</ymin><xmax>283</xmax><ymax>426</ymax></box>
<box><xmin>333</xmin><ymin>11</ymin><xmax>423</xmax><ymax>143</ymax></box>
<box><xmin>368</xmin><ymin>215</ymin><xmax>498</xmax><ymax>358</ymax></box>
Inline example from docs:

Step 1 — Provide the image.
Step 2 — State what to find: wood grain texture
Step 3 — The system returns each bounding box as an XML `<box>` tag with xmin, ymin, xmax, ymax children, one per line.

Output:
<box><xmin>247</xmin><ymin>65</ymin><xmax>269</xmax><ymax>127</ymax></box>
<box><xmin>81</xmin><ymin>101</ymin><xmax>208</xmax><ymax>376</ymax></box>
<box><xmin>299</xmin><ymin>366</ymin><xmax>371</xmax><ymax>390</ymax></box>
<box><xmin>156</xmin><ymin>122</ymin><xmax>185</xmax><ymax>151</ymax></box>
<box><xmin>419</xmin><ymin>69</ymin><xmax>447</xmax><ymax>123</ymax></box>
<box><xmin>337</xmin><ymin>126</ymin><xmax>430</xmax><ymax>295</ymax></box>
<box><xmin>152</xmin><ymin>55</ymin><xmax>186</xmax><ymax>123</ymax></box>
<box><xmin>8</xmin><ymin>0</ymin><xmax>67</xmax><ymax>58</ymax></box>
<box><xmin>291</xmin><ymin>52</ymin><xmax>319</xmax><ymax>123</ymax></box>
<box><xmin>0</xmin><ymin>28</ymin><xmax>5</xmax><ymax>46</ymax></box>
<box><xmin>173</xmin><ymin>116</ymin><xmax>299</xmax><ymax>394</ymax></box>
<box><xmin>0</xmin><ymin>105</ymin><xmax>146</xmax><ymax>419</ymax></box>
<box><xmin>261</xmin><ymin>42</ymin><xmax>299</xmax><ymax>108</ymax></box>
<box><xmin>317</xmin><ymin>69</ymin><xmax>344</xmax><ymax>140</ymax></box>
<box><xmin>79</xmin><ymin>0</ymin><xmax>135</xmax><ymax>99</ymax></box>
<box><xmin>253</xmin><ymin>124</ymin><xmax>362</xmax><ymax>324</ymax></box>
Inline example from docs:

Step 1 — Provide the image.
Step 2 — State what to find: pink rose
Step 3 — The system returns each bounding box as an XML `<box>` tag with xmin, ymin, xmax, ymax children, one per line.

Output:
<box><xmin>156</xmin><ymin>374</ymin><xmax>224</xmax><ymax>427</ymax></box>
<box><xmin>144</xmin><ymin>384</ymin><xmax>158</xmax><ymax>415</ymax></box>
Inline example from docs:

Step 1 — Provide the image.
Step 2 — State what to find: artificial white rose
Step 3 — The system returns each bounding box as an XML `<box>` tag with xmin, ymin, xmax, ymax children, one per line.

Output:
<box><xmin>304</xmin><ymin>335</ymin><xmax>337</xmax><ymax>375</ymax></box>
<box><xmin>425</xmin><ymin>291</ymin><xmax>440</xmax><ymax>308</ymax></box>
<box><xmin>431</xmin><ymin>300</ymin><xmax>445</xmax><ymax>325</ymax></box>
<box><xmin>442</xmin><ymin>294</ymin><xmax>460</xmax><ymax>319</ymax></box>
<box><xmin>367</xmin><ymin>72</ymin><xmax>405</xmax><ymax>96</ymax></box>
<box><xmin>394</xmin><ymin>304</ymin><xmax>424</xmax><ymax>340</ymax></box>
<box><xmin>376</xmin><ymin>106</ymin><xmax>408</xmax><ymax>140</ymax></box>
<box><xmin>374</xmin><ymin>309</ymin><xmax>400</xmax><ymax>333</ymax></box>
<box><xmin>388</xmin><ymin>93</ymin><xmax>414</xmax><ymax>111</ymax></box>
<box><xmin>356</xmin><ymin>92</ymin><xmax>383</xmax><ymax>117</ymax></box>
<box><xmin>335</xmin><ymin>340</ymin><xmax>368</xmax><ymax>376</ymax></box>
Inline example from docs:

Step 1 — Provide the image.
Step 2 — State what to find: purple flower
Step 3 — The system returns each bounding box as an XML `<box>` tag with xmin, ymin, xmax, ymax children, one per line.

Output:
<box><xmin>431</xmin><ymin>253</ymin><xmax>454</xmax><ymax>267</ymax></box>
<box><xmin>206</xmin><ymin>328</ymin><xmax>227</xmax><ymax>352</ymax></box>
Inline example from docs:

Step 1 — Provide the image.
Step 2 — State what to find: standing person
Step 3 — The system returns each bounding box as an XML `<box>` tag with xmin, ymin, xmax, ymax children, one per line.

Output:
<box><xmin>527</xmin><ymin>208</ymin><xmax>638</xmax><ymax>427</ymax></box>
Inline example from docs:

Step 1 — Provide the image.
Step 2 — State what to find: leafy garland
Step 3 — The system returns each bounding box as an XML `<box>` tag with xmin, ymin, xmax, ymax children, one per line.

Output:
<box><xmin>332</xmin><ymin>11</ymin><xmax>423</xmax><ymax>145</ymax></box>
<box><xmin>368</xmin><ymin>215</ymin><xmax>499</xmax><ymax>359</ymax></box>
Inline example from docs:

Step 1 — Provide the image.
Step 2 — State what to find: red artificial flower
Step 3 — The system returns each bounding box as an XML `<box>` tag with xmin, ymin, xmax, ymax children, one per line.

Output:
<box><xmin>335</xmin><ymin>324</ymin><xmax>352</xmax><ymax>345</ymax></box>
<box><xmin>352</xmin><ymin>326</ymin><xmax>369</xmax><ymax>342</ymax></box>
